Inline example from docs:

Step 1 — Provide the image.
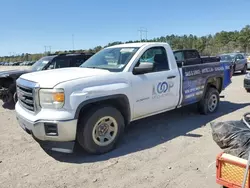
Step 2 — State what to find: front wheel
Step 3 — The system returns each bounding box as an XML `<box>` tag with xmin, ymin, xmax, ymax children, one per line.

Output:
<box><xmin>198</xmin><ymin>87</ymin><xmax>220</xmax><ymax>115</ymax></box>
<box><xmin>76</xmin><ymin>105</ymin><xmax>125</xmax><ymax>154</ymax></box>
<box><xmin>242</xmin><ymin>65</ymin><xmax>247</xmax><ymax>74</ymax></box>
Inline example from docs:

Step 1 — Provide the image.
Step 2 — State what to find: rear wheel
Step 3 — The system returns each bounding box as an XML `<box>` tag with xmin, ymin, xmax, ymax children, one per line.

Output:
<box><xmin>230</xmin><ymin>66</ymin><xmax>234</xmax><ymax>77</ymax></box>
<box><xmin>198</xmin><ymin>87</ymin><xmax>220</xmax><ymax>115</ymax></box>
<box><xmin>76</xmin><ymin>105</ymin><xmax>125</xmax><ymax>154</ymax></box>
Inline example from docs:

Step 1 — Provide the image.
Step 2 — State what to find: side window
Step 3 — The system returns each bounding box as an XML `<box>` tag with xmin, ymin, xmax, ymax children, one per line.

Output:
<box><xmin>48</xmin><ymin>58</ymin><xmax>70</xmax><ymax>69</ymax></box>
<box><xmin>139</xmin><ymin>47</ymin><xmax>169</xmax><ymax>71</ymax></box>
<box><xmin>71</xmin><ymin>58</ymin><xmax>86</xmax><ymax>67</ymax></box>
<box><xmin>174</xmin><ymin>51</ymin><xmax>184</xmax><ymax>61</ymax></box>
<box><xmin>186</xmin><ymin>50</ymin><xmax>199</xmax><ymax>59</ymax></box>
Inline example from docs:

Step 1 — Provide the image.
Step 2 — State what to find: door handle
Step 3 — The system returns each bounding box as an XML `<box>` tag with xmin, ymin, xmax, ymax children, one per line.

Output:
<box><xmin>167</xmin><ymin>75</ymin><xmax>176</xmax><ymax>79</ymax></box>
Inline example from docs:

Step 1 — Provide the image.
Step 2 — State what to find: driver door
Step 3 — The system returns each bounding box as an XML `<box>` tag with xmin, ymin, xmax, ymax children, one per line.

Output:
<box><xmin>131</xmin><ymin>46</ymin><xmax>180</xmax><ymax>119</ymax></box>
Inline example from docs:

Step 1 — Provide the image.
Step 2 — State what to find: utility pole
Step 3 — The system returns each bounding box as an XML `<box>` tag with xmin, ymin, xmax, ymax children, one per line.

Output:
<box><xmin>138</xmin><ymin>27</ymin><xmax>148</xmax><ymax>42</ymax></box>
<box><xmin>72</xmin><ymin>34</ymin><xmax>75</xmax><ymax>51</ymax></box>
<box><xmin>44</xmin><ymin>45</ymin><xmax>52</xmax><ymax>54</ymax></box>
<box><xmin>48</xmin><ymin>46</ymin><xmax>51</xmax><ymax>53</ymax></box>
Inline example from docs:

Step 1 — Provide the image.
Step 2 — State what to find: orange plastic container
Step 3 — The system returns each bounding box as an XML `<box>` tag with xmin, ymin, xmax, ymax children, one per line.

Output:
<box><xmin>216</xmin><ymin>152</ymin><xmax>249</xmax><ymax>188</ymax></box>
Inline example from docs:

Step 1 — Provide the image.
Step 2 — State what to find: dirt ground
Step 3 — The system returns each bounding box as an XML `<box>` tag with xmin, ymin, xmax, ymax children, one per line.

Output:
<box><xmin>0</xmin><ymin>68</ymin><xmax>250</xmax><ymax>188</ymax></box>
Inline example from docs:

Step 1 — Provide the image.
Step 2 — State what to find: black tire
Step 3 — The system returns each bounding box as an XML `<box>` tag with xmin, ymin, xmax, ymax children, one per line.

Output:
<box><xmin>5</xmin><ymin>84</ymin><xmax>16</xmax><ymax>104</ymax></box>
<box><xmin>246</xmin><ymin>89</ymin><xmax>250</xmax><ymax>93</ymax></box>
<box><xmin>230</xmin><ymin>66</ymin><xmax>234</xmax><ymax>77</ymax></box>
<box><xmin>198</xmin><ymin>87</ymin><xmax>220</xmax><ymax>115</ymax></box>
<box><xmin>76</xmin><ymin>105</ymin><xmax>125</xmax><ymax>154</ymax></box>
<box><xmin>242</xmin><ymin>64</ymin><xmax>247</xmax><ymax>74</ymax></box>
<box><xmin>13</xmin><ymin>92</ymin><xmax>18</xmax><ymax>103</ymax></box>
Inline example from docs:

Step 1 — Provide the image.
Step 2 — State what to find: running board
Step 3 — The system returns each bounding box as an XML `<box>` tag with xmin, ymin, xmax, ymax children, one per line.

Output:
<box><xmin>219</xmin><ymin>95</ymin><xmax>225</xmax><ymax>98</ymax></box>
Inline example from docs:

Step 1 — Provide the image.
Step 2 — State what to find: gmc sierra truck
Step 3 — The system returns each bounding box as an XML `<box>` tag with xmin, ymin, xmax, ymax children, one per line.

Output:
<box><xmin>15</xmin><ymin>42</ymin><xmax>232</xmax><ymax>154</ymax></box>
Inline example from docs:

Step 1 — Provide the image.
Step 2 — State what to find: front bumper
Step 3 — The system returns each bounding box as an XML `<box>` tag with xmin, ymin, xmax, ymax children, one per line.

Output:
<box><xmin>16</xmin><ymin>103</ymin><xmax>78</xmax><ymax>152</ymax></box>
<box><xmin>16</xmin><ymin>112</ymin><xmax>77</xmax><ymax>141</ymax></box>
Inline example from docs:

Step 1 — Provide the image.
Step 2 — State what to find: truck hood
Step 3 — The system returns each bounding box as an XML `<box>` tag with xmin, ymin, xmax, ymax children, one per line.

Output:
<box><xmin>0</xmin><ymin>69</ymin><xmax>31</xmax><ymax>77</ymax></box>
<box><xmin>20</xmin><ymin>67</ymin><xmax>112</xmax><ymax>88</ymax></box>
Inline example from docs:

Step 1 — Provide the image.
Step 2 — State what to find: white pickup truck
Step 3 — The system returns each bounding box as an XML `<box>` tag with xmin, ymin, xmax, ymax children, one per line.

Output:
<box><xmin>15</xmin><ymin>42</ymin><xmax>232</xmax><ymax>154</ymax></box>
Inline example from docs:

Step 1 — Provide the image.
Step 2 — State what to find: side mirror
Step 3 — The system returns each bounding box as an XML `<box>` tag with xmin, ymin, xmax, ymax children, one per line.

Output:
<box><xmin>177</xmin><ymin>61</ymin><xmax>184</xmax><ymax>68</ymax></box>
<box><xmin>48</xmin><ymin>64</ymin><xmax>54</xmax><ymax>70</ymax></box>
<box><xmin>133</xmin><ymin>62</ymin><xmax>154</xmax><ymax>75</ymax></box>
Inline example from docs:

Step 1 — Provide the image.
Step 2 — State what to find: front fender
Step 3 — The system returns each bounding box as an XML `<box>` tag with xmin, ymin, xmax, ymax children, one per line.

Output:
<box><xmin>69</xmin><ymin>82</ymin><xmax>131</xmax><ymax>117</ymax></box>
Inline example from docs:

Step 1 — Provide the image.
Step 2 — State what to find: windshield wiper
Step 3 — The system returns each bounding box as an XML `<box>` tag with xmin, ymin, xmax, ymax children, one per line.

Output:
<box><xmin>83</xmin><ymin>66</ymin><xmax>106</xmax><ymax>70</ymax></box>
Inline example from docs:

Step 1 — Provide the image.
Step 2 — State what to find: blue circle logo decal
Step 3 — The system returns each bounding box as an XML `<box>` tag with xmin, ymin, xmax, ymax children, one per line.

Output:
<box><xmin>157</xmin><ymin>82</ymin><xmax>168</xmax><ymax>94</ymax></box>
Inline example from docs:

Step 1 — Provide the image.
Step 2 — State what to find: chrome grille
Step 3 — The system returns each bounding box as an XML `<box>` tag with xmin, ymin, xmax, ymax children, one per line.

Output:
<box><xmin>17</xmin><ymin>85</ymin><xmax>34</xmax><ymax>111</ymax></box>
<box><xmin>16</xmin><ymin>78</ymin><xmax>40</xmax><ymax>113</ymax></box>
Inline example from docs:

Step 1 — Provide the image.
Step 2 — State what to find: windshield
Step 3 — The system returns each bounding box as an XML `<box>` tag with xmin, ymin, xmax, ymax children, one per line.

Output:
<box><xmin>220</xmin><ymin>55</ymin><xmax>233</xmax><ymax>61</ymax></box>
<box><xmin>80</xmin><ymin>47</ymin><xmax>139</xmax><ymax>71</ymax></box>
<box><xmin>31</xmin><ymin>57</ymin><xmax>53</xmax><ymax>71</ymax></box>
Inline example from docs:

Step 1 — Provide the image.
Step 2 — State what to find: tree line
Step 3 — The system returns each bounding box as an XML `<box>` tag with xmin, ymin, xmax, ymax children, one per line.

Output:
<box><xmin>1</xmin><ymin>25</ymin><xmax>250</xmax><ymax>62</ymax></box>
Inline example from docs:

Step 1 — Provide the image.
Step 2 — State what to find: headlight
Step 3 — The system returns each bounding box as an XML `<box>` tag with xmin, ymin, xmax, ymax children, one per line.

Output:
<box><xmin>246</xmin><ymin>73</ymin><xmax>250</xmax><ymax>78</ymax></box>
<box><xmin>39</xmin><ymin>88</ymin><xmax>65</xmax><ymax>109</ymax></box>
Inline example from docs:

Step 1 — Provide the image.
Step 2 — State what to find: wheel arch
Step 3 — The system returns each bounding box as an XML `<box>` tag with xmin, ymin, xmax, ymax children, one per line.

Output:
<box><xmin>202</xmin><ymin>76</ymin><xmax>223</xmax><ymax>99</ymax></box>
<box><xmin>74</xmin><ymin>94</ymin><xmax>131</xmax><ymax>126</ymax></box>
<box><xmin>0</xmin><ymin>76</ymin><xmax>15</xmax><ymax>88</ymax></box>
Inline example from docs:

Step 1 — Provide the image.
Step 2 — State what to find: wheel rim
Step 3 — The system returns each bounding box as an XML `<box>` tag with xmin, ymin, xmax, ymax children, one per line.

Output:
<box><xmin>92</xmin><ymin>116</ymin><xmax>118</xmax><ymax>146</ymax></box>
<box><xmin>208</xmin><ymin>94</ymin><xmax>218</xmax><ymax>112</ymax></box>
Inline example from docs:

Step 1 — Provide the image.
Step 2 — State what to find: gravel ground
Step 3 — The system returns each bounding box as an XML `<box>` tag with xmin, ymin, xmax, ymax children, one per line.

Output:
<box><xmin>0</xmin><ymin>69</ymin><xmax>249</xmax><ymax>188</ymax></box>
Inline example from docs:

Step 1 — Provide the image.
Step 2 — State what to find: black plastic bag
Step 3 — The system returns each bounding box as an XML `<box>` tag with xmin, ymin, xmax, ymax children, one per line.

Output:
<box><xmin>211</xmin><ymin>120</ymin><xmax>250</xmax><ymax>160</ymax></box>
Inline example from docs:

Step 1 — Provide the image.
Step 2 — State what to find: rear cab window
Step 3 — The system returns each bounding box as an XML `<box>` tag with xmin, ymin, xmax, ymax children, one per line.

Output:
<box><xmin>185</xmin><ymin>50</ymin><xmax>199</xmax><ymax>59</ymax></box>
